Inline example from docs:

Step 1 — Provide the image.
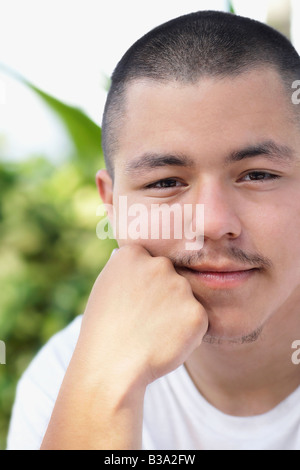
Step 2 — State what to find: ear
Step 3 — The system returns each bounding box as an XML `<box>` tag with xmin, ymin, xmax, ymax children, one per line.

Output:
<box><xmin>96</xmin><ymin>169</ymin><xmax>114</xmax><ymax>223</ymax></box>
<box><xmin>96</xmin><ymin>169</ymin><xmax>113</xmax><ymax>204</ymax></box>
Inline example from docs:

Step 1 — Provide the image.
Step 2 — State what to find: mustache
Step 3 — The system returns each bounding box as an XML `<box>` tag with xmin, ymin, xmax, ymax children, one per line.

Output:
<box><xmin>168</xmin><ymin>246</ymin><xmax>273</xmax><ymax>271</ymax></box>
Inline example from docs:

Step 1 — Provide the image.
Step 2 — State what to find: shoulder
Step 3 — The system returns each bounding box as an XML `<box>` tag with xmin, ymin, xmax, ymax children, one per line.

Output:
<box><xmin>6</xmin><ymin>315</ymin><xmax>83</xmax><ymax>450</ymax></box>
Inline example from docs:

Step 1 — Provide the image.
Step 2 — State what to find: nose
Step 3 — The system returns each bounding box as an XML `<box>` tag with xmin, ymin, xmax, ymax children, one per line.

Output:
<box><xmin>195</xmin><ymin>181</ymin><xmax>242</xmax><ymax>242</ymax></box>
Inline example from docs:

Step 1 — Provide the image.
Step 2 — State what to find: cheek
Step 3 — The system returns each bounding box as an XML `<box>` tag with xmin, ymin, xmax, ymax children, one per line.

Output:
<box><xmin>118</xmin><ymin>238</ymin><xmax>177</xmax><ymax>261</ymax></box>
<box><xmin>116</xmin><ymin>215</ymin><xmax>183</xmax><ymax>256</ymax></box>
<box><xmin>277</xmin><ymin>216</ymin><xmax>300</xmax><ymax>286</ymax></box>
<box><xmin>250</xmin><ymin>200</ymin><xmax>300</xmax><ymax>285</ymax></box>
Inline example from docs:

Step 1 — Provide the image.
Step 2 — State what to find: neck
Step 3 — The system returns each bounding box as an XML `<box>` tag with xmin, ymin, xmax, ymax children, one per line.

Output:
<box><xmin>185</xmin><ymin>291</ymin><xmax>300</xmax><ymax>417</ymax></box>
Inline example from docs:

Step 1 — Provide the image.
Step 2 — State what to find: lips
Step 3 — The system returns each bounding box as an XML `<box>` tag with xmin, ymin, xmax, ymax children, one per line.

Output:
<box><xmin>186</xmin><ymin>264</ymin><xmax>257</xmax><ymax>273</ymax></box>
<box><xmin>179</xmin><ymin>265</ymin><xmax>259</xmax><ymax>289</ymax></box>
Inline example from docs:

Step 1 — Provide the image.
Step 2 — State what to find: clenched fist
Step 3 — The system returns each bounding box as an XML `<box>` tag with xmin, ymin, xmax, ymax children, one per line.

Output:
<box><xmin>78</xmin><ymin>245</ymin><xmax>208</xmax><ymax>387</ymax></box>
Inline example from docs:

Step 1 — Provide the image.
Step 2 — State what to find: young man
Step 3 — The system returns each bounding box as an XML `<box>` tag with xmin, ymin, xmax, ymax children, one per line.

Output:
<box><xmin>7</xmin><ymin>10</ymin><xmax>300</xmax><ymax>450</ymax></box>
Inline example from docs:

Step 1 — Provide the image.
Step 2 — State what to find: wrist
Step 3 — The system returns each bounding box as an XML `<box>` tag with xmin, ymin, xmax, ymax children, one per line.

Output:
<box><xmin>67</xmin><ymin>345</ymin><xmax>147</xmax><ymax>410</ymax></box>
<box><xmin>41</xmin><ymin>352</ymin><xmax>146</xmax><ymax>450</ymax></box>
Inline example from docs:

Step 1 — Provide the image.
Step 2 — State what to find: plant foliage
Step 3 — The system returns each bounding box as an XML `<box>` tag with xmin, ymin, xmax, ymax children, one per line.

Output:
<box><xmin>0</xmin><ymin>69</ymin><xmax>116</xmax><ymax>449</ymax></box>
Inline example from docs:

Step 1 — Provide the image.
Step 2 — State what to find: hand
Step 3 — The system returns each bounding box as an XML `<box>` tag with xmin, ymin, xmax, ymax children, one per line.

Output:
<box><xmin>41</xmin><ymin>245</ymin><xmax>209</xmax><ymax>449</ymax></box>
<box><xmin>77</xmin><ymin>245</ymin><xmax>209</xmax><ymax>388</ymax></box>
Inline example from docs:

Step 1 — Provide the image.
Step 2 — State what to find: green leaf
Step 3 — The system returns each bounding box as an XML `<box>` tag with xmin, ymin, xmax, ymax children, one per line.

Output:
<box><xmin>0</xmin><ymin>64</ymin><xmax>104</xmax><ymax>181</ymax></box>
<box><xmin>227</xmin><ymin>0</ymin><xmax>236</xmax><ymax>14</ymax></box>
<box><xmin>30</xmin><ymin>85</ymin><xmax>102</xmax><ymax>159</ymax></box>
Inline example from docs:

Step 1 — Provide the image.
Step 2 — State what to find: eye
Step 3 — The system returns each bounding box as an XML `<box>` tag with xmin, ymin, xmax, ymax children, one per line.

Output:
<box><xmin>144</xmin><ymin>178</ymin><xmax>186</xmax><ymax>189</ymax></box>
<box><xmin>240</xmin><ymin>171</ymin><xmax>282</xmax><ymax>183</ymax></box>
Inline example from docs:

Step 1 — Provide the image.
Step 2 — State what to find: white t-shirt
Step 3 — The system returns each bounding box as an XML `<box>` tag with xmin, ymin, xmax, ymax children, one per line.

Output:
<box><xmin>6</xmin><ymin>315</ymin><xmax>300</xmax><ymax>450</ymax></box>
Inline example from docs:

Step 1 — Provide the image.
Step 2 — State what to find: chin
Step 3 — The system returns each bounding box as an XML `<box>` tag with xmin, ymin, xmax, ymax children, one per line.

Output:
<box><xmin>202</xmin><ymin>306</ymin><xmax>266</xmax><ymax>346</ymax></box>
<box><xmin>203</xmin><ymin>325</ymin><xmax>264</xmax><ymax>346</ymax></box>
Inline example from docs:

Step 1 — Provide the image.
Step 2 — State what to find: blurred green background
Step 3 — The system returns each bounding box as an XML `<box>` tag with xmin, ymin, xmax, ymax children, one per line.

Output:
<box><xmin>0</xmin><ymin>73</ymin><xmax>117</xmax><ymax>449</ymax></box>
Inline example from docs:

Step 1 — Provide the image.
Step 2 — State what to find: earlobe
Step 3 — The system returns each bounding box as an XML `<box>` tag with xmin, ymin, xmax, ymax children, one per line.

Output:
<box><xmin>96</xmin><ymin>169</ymin><xmax>113</xmax><ymax>206</ymax></box>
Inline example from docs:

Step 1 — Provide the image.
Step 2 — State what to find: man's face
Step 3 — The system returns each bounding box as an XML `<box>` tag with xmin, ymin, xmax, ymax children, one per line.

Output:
<box><xmin>99</xmin><ymin>68</ymin><xmax>300</xmax><ymax>342</ymax></box>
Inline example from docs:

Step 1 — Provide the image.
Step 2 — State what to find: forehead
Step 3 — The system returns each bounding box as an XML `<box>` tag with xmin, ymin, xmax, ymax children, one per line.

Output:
<box><xmin>115</xmin><ymin>69</ymin><xmax>298</xmax><ymax>173</ymax></box>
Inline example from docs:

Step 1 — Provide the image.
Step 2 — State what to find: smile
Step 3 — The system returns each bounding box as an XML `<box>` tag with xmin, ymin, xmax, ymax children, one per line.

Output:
<box><xmin>181</xmin><ymin>268</ymin><xmax>260</xmax><ymax>289</ymax></box>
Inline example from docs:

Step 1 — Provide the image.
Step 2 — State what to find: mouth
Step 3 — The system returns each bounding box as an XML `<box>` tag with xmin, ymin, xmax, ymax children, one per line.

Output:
<box><xmin>179</xmin><ymin>267</ymin><xmax>260</xmax><ymax>289</ymax></box>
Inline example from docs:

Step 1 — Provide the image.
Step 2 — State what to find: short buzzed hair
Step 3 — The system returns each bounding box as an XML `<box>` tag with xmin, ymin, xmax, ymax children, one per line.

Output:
<box><xmin>102</xmin><ymin>10</ymin><xmax>300</xmax><ymax>179</ymax></box>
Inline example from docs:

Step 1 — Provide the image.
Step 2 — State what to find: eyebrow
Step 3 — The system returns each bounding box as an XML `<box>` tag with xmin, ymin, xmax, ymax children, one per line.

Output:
<box><xmin>225</xmin><ymin>141</ymin><xmax>295</xmax><ymax>166</ymax></box>
<box><xmin>124</xmin><ymin>153</ymin><xmax>195</xmax><ymax>175</ymax></box>
<box><xmin>124</xmin><ymin>140</ymin><xmax>295</xmax><ymax>175</ymax></box>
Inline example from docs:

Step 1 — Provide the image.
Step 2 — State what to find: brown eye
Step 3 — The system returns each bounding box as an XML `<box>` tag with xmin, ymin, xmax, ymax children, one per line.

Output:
<box><xmin>242</xmin><ymin>172</ymin><xmax>281</xmax><ymax>182</ymax></box>
<box><xmin>146</xmin><ymin>178</ymin><xmax>184</xmax><ymax>189</ymax></box>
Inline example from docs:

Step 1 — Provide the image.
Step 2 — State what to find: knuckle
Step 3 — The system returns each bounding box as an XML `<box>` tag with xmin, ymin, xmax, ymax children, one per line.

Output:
<box><xmin>185</xmin><ymin>298</ymin><xmax>202</xmax><ymax>320</ymax></box>
<box><xmin>152</xmin><ymin>256</ymin><xmax>173</xmax><ymax>271</ymax></box>
<box><xmin>118</xmin><ymin>244</ymin><xmax>147</xmax><ymax>258</ymax></box>
<box><xmin>174</xmin><ymin>275</ymin><xmax>191</xmax><ymax>297</ymax></box>
<box><xmin>174</xmin><ymin>275</ymin><xmax>192</xmax><ymax>294</ymax></box>
<box><xmin>180</xmin><ymin>275</ymin><xmax>192</xmax><ymax>290</ymax></box>
<box><xmin>191</xmin><ymin>303</ymin><xmax>208</xmax><ymax>330</ymax></box>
